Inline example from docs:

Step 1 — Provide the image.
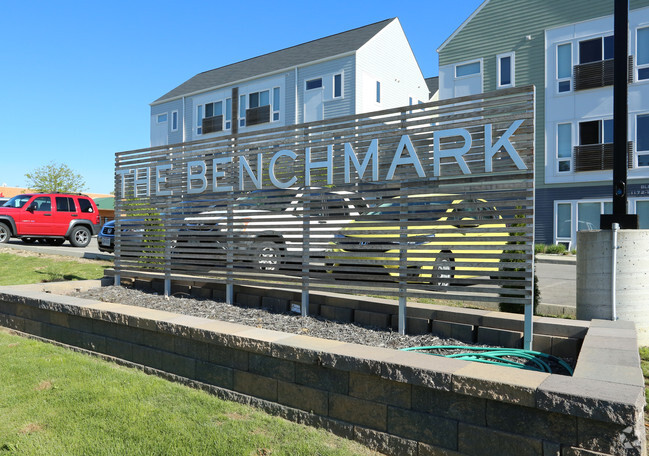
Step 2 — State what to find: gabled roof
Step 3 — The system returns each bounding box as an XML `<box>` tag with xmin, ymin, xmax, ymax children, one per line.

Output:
<box><xmin>152</xmin><ymin>18</ymin><xmax>396</xmax><ymax>105</ymax></box>
<box><xmin>437</xmin><ymin>0</ymin><xmax>490</xmax><ymax>53</ymax></box>
<box><xmin>425</xmin><ymin>77</ymin><xmax>439</xmax><ymax>98</ymax></box>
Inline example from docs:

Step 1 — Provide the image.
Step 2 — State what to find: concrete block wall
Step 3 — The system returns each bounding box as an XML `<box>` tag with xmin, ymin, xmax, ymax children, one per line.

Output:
<box><xmin>0</xmin><ymin>283</ymin><xmax>645</xmax><ymax>456</ymax></box>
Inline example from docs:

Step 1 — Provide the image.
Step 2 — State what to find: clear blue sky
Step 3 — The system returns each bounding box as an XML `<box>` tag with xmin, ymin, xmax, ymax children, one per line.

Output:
<box><xmin>0</xmin><ymin>0</ymin><xmax>483</xmax><ymax>194</ymax></box>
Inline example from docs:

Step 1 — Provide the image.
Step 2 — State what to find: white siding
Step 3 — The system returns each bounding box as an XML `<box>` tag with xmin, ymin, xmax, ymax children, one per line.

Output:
<box><xmin>355</xmin><ymin>18</ymin><xmax>428</xmax><ymax>113</ymax></box>
<box><xmin>544</xmin><ymin>7</ymin><xmax>649</xmax><ymax>184</ymax></box>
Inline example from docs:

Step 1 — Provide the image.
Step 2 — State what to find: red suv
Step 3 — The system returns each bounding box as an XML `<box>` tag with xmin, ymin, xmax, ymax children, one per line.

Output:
<box><xmin>0</xmin><ymin>193</ymin><xmax>101</xmax><ymax>247</ymax></box>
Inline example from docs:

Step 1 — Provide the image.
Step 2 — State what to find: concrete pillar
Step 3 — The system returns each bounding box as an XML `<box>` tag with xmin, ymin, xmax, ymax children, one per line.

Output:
<box><xmin>577</xmin><ymin>229</ymin><xmax>649</xmax><ymax>345</ymax></box>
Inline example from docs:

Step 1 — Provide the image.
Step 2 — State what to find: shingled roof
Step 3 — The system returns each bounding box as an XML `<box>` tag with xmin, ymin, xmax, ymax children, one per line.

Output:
<box><xmin>152</xmin><ymin>18</ymin><xmax>395</xmax><ymax>105</ymax></box>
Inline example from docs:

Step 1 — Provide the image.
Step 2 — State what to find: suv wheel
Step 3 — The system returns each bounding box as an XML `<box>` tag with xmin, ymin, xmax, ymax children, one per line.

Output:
<box><xmin>0</xmin><ymin>222</ymin><xmax>10</xmax><ymax>243</ymax></box>
<box><xmin>255</xmin><ymin>240</ymin><xmax>281</xmax><ymax>271</ymax></box>
<box><xmin>70</xmin><ymin>226</ymin><xmax>91</xmax><ymax>247</ymax></box>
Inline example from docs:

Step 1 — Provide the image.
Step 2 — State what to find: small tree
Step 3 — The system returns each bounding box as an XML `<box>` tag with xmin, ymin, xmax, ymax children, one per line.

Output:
<box><xmin>25</xmin><ymin>162</ymin><xmax>87</xmax><ymax>193</ymax></box>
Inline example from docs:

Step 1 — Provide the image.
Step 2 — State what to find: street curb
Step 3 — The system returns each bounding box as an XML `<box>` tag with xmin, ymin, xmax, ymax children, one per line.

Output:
<box><xmin>535</xmin><ymin>254</ymin><xmax>576</xmax><ymax>265</ymax></box>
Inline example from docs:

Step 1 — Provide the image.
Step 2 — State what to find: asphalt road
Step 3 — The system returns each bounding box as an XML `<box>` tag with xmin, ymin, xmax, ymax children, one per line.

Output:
<box><xmin>0</xmin><ymin>239</ymin><xmax>577</xmax><ymax>314</ymax></box>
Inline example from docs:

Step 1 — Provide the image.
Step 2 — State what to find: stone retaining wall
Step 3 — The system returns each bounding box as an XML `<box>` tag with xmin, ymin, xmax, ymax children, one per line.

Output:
<box><xmin>0</xmin><ymin>281</ymin><xmax>645</xmax><ymax>456</ymax></box>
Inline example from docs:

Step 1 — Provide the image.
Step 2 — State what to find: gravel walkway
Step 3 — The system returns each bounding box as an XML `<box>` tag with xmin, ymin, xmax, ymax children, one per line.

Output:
<box><xmin>72</xmin><ymin>286</ymin><xmax>464</xmax><ymax>351</ymax></box>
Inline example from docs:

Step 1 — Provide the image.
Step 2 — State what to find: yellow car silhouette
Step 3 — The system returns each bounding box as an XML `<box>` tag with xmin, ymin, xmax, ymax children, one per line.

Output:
<box><xmin>329</xmin><ymin>194</ymin><xmax>509</xmax><ymax>286</ymax></box>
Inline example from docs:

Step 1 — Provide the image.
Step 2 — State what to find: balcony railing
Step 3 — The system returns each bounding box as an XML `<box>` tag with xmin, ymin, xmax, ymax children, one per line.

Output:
<box><xmin>573</xmin><ymin>141</ymin><xmax>633</xmax><ymax>171</ymax></box>
<box><xmin>246</xmin><ymin>105</ymin><xmax>271</xmax><ymax>126</ymax></box>
<box><xmin>202</xmin><ymin>115</ymin><xmax>223</xmax><ymax>134</ymax></box>
<box><xmin>573</xmin><ymin>56</ymin><xmax>634</xmax><ymax>91</ymax></box>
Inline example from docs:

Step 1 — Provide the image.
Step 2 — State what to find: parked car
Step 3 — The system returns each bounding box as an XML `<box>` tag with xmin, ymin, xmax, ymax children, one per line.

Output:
<box><xmin>328</xmin><ymin>195</ymin><xmax>508</xmax><ymax>285</ymax></box>
<box><xmin>0</xmin><ymin>197</ymin><xmax>9</xmax><ymax>206</ymax></box>
<box><xmin>97</xmin><ymin>220</ymin><xmax>115</xmax><ymax>252</ymax></box>
<box><xmin>0</xmin><ymin>192</ymin><xmax>101</xmax><ymax>247</ymax></box>
<box><xmin>175</xmin><ymin>190</ymin><xmax>367</xmax><ymax>270</ymax></box>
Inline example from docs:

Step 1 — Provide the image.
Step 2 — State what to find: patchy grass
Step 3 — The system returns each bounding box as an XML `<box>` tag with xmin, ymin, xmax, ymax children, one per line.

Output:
<box><xmin>0</xmin><ymin>249</ymin><xmax>111</xmax><ymax>286</ymax></box>
<box><xmin>639</xmin><ymin>347</ymin><xmax>649</xmax><ymax>415</ymax></box>
<box><xmin>0</xmin><ymin>329</ymin><xmax>379</xmax><ymax>456</ymax></box>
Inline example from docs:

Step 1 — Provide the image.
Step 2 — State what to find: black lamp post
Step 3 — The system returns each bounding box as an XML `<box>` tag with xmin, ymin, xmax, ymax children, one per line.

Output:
<box><xmin>601</xmin><ymin>0</ymin><xmax>638</xmax><ymax>229</ymax></box>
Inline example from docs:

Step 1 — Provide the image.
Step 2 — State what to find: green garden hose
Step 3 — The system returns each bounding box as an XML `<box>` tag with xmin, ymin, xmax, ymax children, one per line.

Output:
<box><xmin>401</xmin><ymin>345</ymin><xmax>573</xmax><ymax>375</ymax></box>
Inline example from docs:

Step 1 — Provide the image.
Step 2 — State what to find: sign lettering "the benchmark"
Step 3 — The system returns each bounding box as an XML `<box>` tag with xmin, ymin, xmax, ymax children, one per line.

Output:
<box><xmin>118</xmin><ymin>120</ymin><xmax>526</xmax><ymax>197</ymax></box>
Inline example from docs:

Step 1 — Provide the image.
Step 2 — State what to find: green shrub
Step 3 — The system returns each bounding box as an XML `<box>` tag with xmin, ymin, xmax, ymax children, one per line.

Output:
<box><xmin>544</xmin><ymin>244</ymin><xmax>567</xmax><ymax>255</ymax></box>
<box><xmin>534</xmin><ymin>244</ymin><xmax>547</xmax><ymax>254</ymax></box>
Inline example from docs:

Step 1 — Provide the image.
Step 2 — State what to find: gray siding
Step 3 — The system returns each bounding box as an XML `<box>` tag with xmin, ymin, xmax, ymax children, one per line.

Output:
<box><xmin>296</xmin><ymin>55</ymin><xmax>356</xmax><ymax>123</ymax></box>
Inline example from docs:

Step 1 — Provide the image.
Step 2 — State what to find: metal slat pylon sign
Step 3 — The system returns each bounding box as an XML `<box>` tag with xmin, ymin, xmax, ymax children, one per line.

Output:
<box><xmin>114</xmin><ymin>86</ymin><xmax>536</xmax><ymax>349</ymax></box>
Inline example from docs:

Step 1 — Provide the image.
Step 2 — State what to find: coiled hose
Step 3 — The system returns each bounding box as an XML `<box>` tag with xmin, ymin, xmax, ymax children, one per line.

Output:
<box><xmin>401</xmin><ymin>345</ymin><xmax>573</xmax><ymax>376</ymax></box>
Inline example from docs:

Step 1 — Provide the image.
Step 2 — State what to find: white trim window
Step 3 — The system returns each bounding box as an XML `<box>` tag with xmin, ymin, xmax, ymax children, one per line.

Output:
<box><xmin>555</xmin><ymin>199</ymin><xmax>613</xmax><ymax>248</ymax></box>
<box><xmin>156</xmin><ymin>113</ymin><xmax>168</xmax><ymax>124</ymax></box>
<box><xmin>557</xmin><ymin>42</ymin><xmax>572</xmax><ymax>93</ymax></box>
<box><xmin>196</xmin><ymin>105</ymin><xmax>203</xmax><ymax>134</ymax></box>
<box><xmin>239</xmin><ymin>94</ymin><xmax>246</xmax><ymax>127</ymax></box>
<box><xmin>171</xmin><ymin>111</ymin><xmax>178</xmax><ymax>132</ymax></box>
<box><xmin>305</xmin><ymin>78</ymin><xmax>323</xmax><ymax>90</ymax></box>
<box><xmin>557</xmin><ymin>123</ymin><xmax>572</xmax><ymax>172</ymax></box>
<box><xmin>455</xmin><ymin>60</ymin><xmax>481</xmax><ymax>78</ymax></box>
<box><xmin>497</xmin><ymin>52</ymin><xmax>515</xmax><ymax>88</ymax></box>
<box><xmin>631</xmin><ymin>198</ymin><xmax>649</xmax><ymax>228</ymax></box>
<box><xmin>636</xmin><ymin>113</ymin><xmax>649</xmax><ymax>167</ymax></box>
<box><xmin>637</xmin><ymin>27</ymin><xmax>649</xmax><ymax>81</ymax></box>
<box><xmin>272</xmin><ymin>87</ymin><xmax>280</xmax><ymax>121</ymax></box>
<box><xmin>453</xmin><ymin>60</ymin><xmax>482</xmax><ymax>96</ymax></box>
<box><xmin>333</xmin><ymin>73</ymin><xmax>343</xmax><ymax>98</ymax></box>
<box><xmin>225</xmin><ymin>98</ymin><xmax>232</xmax><ymax>130</ymax></box>
<box><xmin>376</xmin><ymin>80</ymin><xmax>381</xmax><ymax>104</ymax></box>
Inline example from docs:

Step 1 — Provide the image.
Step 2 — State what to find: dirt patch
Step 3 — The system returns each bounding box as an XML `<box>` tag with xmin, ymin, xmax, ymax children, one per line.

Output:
<box><xmin>35</xmin><ymin>380</ymin><xmax>53</xmax><ymax>391</ymax></box>
<box><xmin>19</xmin><ymin>423</ymin><xmax>43</xmax><ymax>434</ymax></box>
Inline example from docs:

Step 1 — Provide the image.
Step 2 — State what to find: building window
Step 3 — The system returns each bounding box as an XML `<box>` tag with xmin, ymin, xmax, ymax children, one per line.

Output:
<box><xmin>376</xmin><ymin>81</ymin><xmax>381</xmax><ymax>103</ymax></box>
<box><xmin>334</xmin><ymin>73</ymin><xmax>342</xmax><ymax>98</ymax></box>
<box><xmin>635</xmin><ymin>200</ymin><xmax>649</xmax><ymax>228</ymax></box>
<box><xmin>637</xmin><ymin>27</ymin><xmax>649</xmax><ymax>80</ymax></box>
<box><xmin>555</xmin><ymin>200</ymin><xmax>613</xmax><ymax>247</ymax></box>
<box><xmin>225</xmin><ymin>98</ymin><xmax>232</xmax><ymax>130</ymax></box>
<box><xmin>497</xmin><ymin>52</ymin><xmax>514</xmax><ymax>88</ymax></box>
<box><xmin>249</xmin><ymin>90</ymin><xmax>269</xmax><ymax>109</ymax></box>
<box><xmin>557</xmin><ymin>123</ymin><xmax>572</xmax><ymax>172</ymax></box>
<box><xmin>157</xmin><ymin>113</ymin><xmax>168</xmax><ymax>123</ymax></box>
<box><xmin>196</xmin><ymin>105</ymin><xmax>203</xmax><ymax>134</ymax></box>
<box><xmin>557</xmin><ymin>43</ymin><xmax>572</xmax><ymax>93</ymax></box>
<box><xmin>306</xmin><ymin>78</ymin><xmax>323</xmax><ymax>90</ymax></box>
<box><xmin>272</xmin><ymin>87</ymin><xmax>280</xmax><ymax>121</ymax></box>
<box><xmin>239</xmin><ymin>95</ymin><xmax>246</xmax><ymax>127</ymax></box>
<box><xmin>577</xmin><ymin>201</ymin><xmax>610</xmax><ymax>231</ymax></box>
<box><xmin>556</xmin><ymin>203</ymin><xmax>572</xmax><ymax>240</ymax></box>
<box><xmin>579</xmin><ymin>119</ymin><xmax>613</xmax><ymax>145</ymax></box>
<box><xmin>579</xmin><ymin>36</ymin><xmax>614</xmax><ymax>64</ymax></box>
<box><xmin>637</xmin><ymin>114</ymin><xmax>649</xmax><ymax>166</ymax></box>
<box><xmin>455</xmin><ymin>61</ymin><xmax>481</xmax><ymax>77</ymax></box>
<box><xmin>171</xmin><ymin>111</ymin><xmax>178</xmax><ymax>132</ymax></box>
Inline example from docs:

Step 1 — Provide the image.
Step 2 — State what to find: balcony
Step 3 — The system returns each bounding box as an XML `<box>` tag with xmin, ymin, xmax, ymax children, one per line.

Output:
<box><xmin>246</xmin><ymin>105</ymin><xmax>271</xmax><ymax>126</ymax></box>
<box><xmin>202</xmin><ymin>115</ymin><xmax>223</xmax><ymax>134</ymax></box>
<box><xmin>573</xmin><ymin>56</ymin><xmax>634</xmax><ymax>91</ymax></box>
<box><xmin>573</xmin><ymin>142</ymin><xmax>633</xmax><ymax>172</ymax></box>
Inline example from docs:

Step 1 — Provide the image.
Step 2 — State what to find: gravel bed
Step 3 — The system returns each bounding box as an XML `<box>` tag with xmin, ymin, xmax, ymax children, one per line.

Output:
<box><xmin>72</xmin><ymin>286</ymin><xmax>465</xmax><ymax>351</ymax></box>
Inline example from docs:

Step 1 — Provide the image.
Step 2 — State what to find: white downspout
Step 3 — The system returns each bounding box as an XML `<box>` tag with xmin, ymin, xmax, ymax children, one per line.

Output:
<box><xmin>295</xmin><ymin>67</ymin><xmax>299</xmax><ymax>124</ymax></box>
<box><xmin>182</xmin><ymin>96</ymin><xmax>186</xmax><ymax>142</ymax></box>
<box><xmin>612</xmin><ymin>223</ymin><xmax>619</xmax><ymax>320</ymax></box>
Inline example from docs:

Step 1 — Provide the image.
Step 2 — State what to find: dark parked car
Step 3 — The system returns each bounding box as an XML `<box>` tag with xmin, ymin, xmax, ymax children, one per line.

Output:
<box><xmin>97</xmin><ymin>220</ymin><xmax>115</xmax><ymax>252</ymax></box>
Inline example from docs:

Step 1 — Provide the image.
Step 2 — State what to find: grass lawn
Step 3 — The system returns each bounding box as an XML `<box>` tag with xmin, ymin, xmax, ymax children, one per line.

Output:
<box><xmin>0</xmin><ymin>328</ymin><xmax>378</xmax><ymax>456</ymax></box>
<box><xmin>0</xmin><ymin>249</ymin><xmax>111</xmax><ymax>286</ymax></box>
